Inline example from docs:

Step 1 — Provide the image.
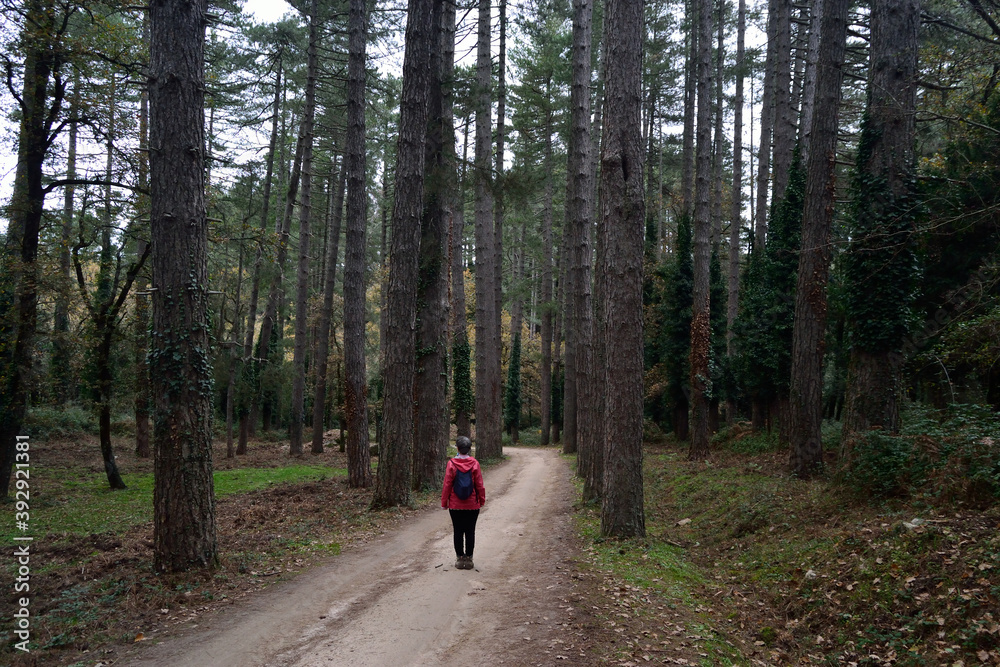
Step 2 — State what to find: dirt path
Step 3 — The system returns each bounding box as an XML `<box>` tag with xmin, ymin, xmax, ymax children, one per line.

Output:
<box><xmin>127</xmin><ymin>447</ymin><xmax>601</xmax><ymax>667</ymax></box>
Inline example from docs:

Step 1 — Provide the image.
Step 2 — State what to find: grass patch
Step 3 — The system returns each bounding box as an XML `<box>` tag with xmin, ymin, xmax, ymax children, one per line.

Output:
<box><xmin>1</xmin><ymin>465</ymin><xmax>342</xmax><ymax>542</ymax></box>
<box><xmin>502</xmin><ymin>429</ymin><xmax>544</xmax><ymax>447</ymax></box>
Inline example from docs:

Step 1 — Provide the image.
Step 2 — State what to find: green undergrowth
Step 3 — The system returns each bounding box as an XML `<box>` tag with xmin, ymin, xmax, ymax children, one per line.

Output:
<box><xmin>631</xmin><ymin>438</ymin><xmax>1000</xmax><ymax>665</ymax></box>
<box><xmin>502</xmin><ymin>428</ymin><xmax>544</xmax><ymax>447</ymax></box>
<box><xmin>569</xmin><ymin>453</ymin><xmax>744</xmax><ymax>666</ymax></box>
<box><xmin>1</xmin><ymin>465</ymin><xmax>342</xmax><ymax>542</ymax></box>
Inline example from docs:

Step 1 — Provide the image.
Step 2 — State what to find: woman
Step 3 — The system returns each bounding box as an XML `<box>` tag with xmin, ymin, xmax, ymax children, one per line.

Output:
<box><xmin>441</xmin><ymin>436</ymin><xmax>486</xmax><ymax>570</ymax></box>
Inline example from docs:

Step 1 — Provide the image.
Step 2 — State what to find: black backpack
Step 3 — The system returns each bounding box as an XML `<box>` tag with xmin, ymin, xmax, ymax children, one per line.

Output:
<box><xmin>453</xmin><ymin>465</ymin><xmax>474</xmax><ymax>500</ymax></box>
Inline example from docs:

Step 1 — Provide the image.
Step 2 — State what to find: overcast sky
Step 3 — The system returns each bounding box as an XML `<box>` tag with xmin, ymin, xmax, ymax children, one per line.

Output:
<box><xmin>243</xmin><ymin>0</ymin><xmax>294</xmax><ymax>24</ymax></box>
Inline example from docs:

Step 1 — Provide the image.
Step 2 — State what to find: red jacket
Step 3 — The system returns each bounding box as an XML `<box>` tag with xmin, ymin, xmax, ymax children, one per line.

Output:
<box><xmin>441</xmin><ymin>456</ymin><xmax>486</xmax><ymax>509</ymax></box>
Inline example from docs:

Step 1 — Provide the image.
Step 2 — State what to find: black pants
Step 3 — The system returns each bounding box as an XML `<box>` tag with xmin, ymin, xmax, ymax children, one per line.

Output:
<box><xmin>449</xmin><ymin>509</ymin><xmax>480</xmax><ymax>558</ymax></box>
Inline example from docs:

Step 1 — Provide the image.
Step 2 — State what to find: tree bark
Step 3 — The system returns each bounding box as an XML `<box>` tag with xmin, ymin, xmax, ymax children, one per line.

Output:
<box><xmin>726</xmin><ymin>0</ymin><xmax>746</xmax><ymax>425</ymax></box>
<box><xmin>55</xmin><ymin>79</ymin><xmax>79</xmax><ymax>406</ymax></box>
<box><xmin>689</xmin><ymin>0</ymin><xmax>714</xmax><ymax>459</ymax></box>
<box><xmin>149</xmin><ymin>0</ymin><xmax>218</xmax><ymax>572</ymax></box>
<box><xmin>473</xmin><ymin>0</ymin><xmax>502</xmax><ymax>461</ymax></box>
<box><xmin>562</xmin><ymin>0</ymin><xmax>595</xmax><ymax>458</ymax></box>
<box><xmin>788</xmin><ymin>0</ymin><xmax>848</xmax><ymax>478</ymax></box>
<box><xmin>413</xmin><ymin>0</ymin><xmax>452</xmax><ymax>491</ymax></box>
<box><xmin>226</xmin><ymin>242</ymin><xmax>245</xmax><ymax>460</ymax></box>
<box><xmin>92</xmin><ymin>80</ymin><xmax>128</xmax><ymax>490</ymax></box>
<box><xmin>256</xmin><ymin>105</ymin><xmax>304</xmax><ymax>435</ymax></box>
<box><xmin>798</xmin><ymin>0</ymin><xmax>824</xmax><ymax>165</ymax></box>
<box><xmin>238</xmin><ymin>53</ymin><xmax>282</xmax><ymax>455</ymax></box>
<box><xmin>771</xmin><ymin>0</ymin><xmax>795</xmax><ymax>205</ymax></box>
<box><xmin>552</xmin><ymin>243</ymin><xmax>564</xmax><ymax>445</ymax></box>
<box><xmin>753</xmin><ymin>0</ymin><xmax>778</xmax><ymax>253</ymax></box>
<box><xmin>371</xmin><ymin>0</ymin><xmax>439</xmax><ymax>508</ymax></box>
<box><xmin>841</xmin><ymin>0</ymin><xmax>919</xmax><ymax>450</ymax></box>
<box><xmin>0</xmin><ymin>0</ymin><xmax>66</xmax><ymax>498</ymax></box>
<box><xmin>290</xmin><ymin>0</ymin><xmax>320</xmax><ymax>456</ymax></box>
<box><xmin>344</xmin><ymin>0</ymin><xmax>372</xmax><ymax>488</ymax></box>
<box><xmin>711</xmin><ymin>0</ymin><xmax>725</xmax><ymax>248</ymax></box>
<box><xmin>493</xmin><ymin>0</ymin><xmax>508</xmax><ymax>426</ymax></box>
<box><xmin>444</xmin><ymin>0</ymin><xmax>471</xmax><ymax>441</ymax></box>
<box><xmin>311</xmin><ymin>157</ymin><xmax>346</xmax><ymax>455</ymax></box>
<box><xmin>600</xmin><ymin>0</ymin><xmax>646</xmax><ymax>538</ymax></box>
<box><xmin>451</xmin><ymin>118</ymin><xmax>472</xmax><ymax>438</ymax></box>
<box><xmin>539</xmin><ymin>90</ymin><xmax>555</xmax><ymax>447</ymax></box>
<box><xmin>681</xmin><ymin>0</ymin><xmax>698</xmax><ymax>216</ymax></box>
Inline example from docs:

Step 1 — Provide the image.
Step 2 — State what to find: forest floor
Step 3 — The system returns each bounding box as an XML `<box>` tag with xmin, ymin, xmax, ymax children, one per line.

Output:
<box><xmin>2</xmin><ymin>427</ymin><xmax>998</xmax><ymax>666</ymax></box>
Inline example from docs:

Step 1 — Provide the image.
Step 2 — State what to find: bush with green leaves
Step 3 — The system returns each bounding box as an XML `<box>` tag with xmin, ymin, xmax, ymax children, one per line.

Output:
<box><xmin>841</xmin><ymin>402</ymin><xmax>1000</xmax><ymax>502</ymax></box>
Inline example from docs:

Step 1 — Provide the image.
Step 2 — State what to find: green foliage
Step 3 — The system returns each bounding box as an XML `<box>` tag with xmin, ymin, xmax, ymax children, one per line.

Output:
<box><xmin>842</xmin><ymin>430</ymin><xmax>925</xmax><ymax>499</ymax></box>
<box><xmin>451</xmin><ymin>337</ymin><xmax>474</xmax><ymax>420</ymax></box>
<box><xmin>840</xmin><ymin>402</ymin><xmax>1000</xmax><ymax>502</ymax></box>
<box><xmin>843</xmin><ymin>109</ymin><xmax>919</xmax><ymax>354</ymax></box>
<box><xmin>711</xmin><ymin>423</ymin><xmax>782</xmax><ymax>455</ymax></box>
<box><xmin>504</xmin><ymin>332</ymin><xmax>522</xmax><ymax>433</ymax></box>
<box><xmin>731</xmin><ymin>152</ymin><xmax>805</xmax><ymax>404</ymax></box>
<box><xmin>551</xmin><ymin>365</ymin><xmax>563</xmax><ymax>430</ymax></box>
<box><xmin>23</xmin><ymin>404</ymin><xmax>96</xmax><ymax>440</ymax></box>
<box><xmin>645</xmin><ymin>214</ymin><xmax>693</xmax><ymax>427</ymax></box>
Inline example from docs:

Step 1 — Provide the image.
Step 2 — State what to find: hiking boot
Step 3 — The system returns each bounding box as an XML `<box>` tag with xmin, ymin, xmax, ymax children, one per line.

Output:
<box><xmin>464</xmin><ymin>557</ymin><xmax>475</xmax><ymax>570</ymax></box>
<box><xmin>455</xmin><ymin>557</ymin><xmax>465</xmax><ymax>569</ymax></box>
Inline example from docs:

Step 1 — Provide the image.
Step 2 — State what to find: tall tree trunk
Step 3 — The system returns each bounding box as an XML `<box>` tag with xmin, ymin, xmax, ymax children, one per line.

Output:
<box><xmin>505</xmin><ymin>215</ymin><xmax>527</xmax><ymax>444</ymax></box>
<box><xmin>493</xmin><ymin>0</ymin><xmax>508</xmax><ymax>422</ymax></box>
<box><xmin>54</xmin><ymin>79</ymin><xmax>78</xmax><ymax>406</ymax></box>
<box><xmin>841</xmin><ymin>0</ymin><xmax>919</xmax><ymax>449</ymax></box>
<box><xmin>788</xmin><ymin>0</ymin><xmax>849</xmax><ymax>478</ymax></box>
<box><xmin>311</xmin><ymin>157</ymin><xmax>346</xmax><ymax>454</ymax></box>
<box><xmin>771</xmin><ymin>0</ymin><xmax>795</xmax><ymax>205</ymax></box>
<box><xmin>753</xmin><ymin>0</ymin><xmax>778</xmax><ymax>253</ymax></box>
<box><xmin>413</xmin><ymin>0</ymin><xmax>452</xmax><ymax>491</ymax></box>
<box><xmin>552</xmin><ymin>243</ymin><xmax>564</xmax><ymax>445</ymax></box>
<box><xmin>0</xmin><ymin>0</ymin><xmax>65</xmax><ymax>498</ymax></box>
<box><xmin>344</xmin><ymin>0</ymin><xmax>372</xmax><ymax>488</ymax></box>
<box><xmin>149</xmin><ymin>0</ymin><xmax>217</xmax><ymax>572</ymax></box>
<box><xmin>238</xmin><ymin>54</ymin><xmax>282</xmax><ymax>455</ymax></box>
<box><xmin>258</xmin><ymin>105</ymin><xmax>305</xmax><ymax>434</ymax></box>
<box><xmin>290</xmin><ymin>0</ymin><xmax>320</xmax><ymax>456</ymax></box>
<box><xmin>135</xmin><ymin>25</ymin><xmax>152</xmax><ymax>458</ymax></box>
<box><xmin>681</xmin><ymin>0</ymin><xmax>698</xmax><ymax>216</ymax></box>
<box><xmin>587</xmin><ymin>90</ymin><xmax>607</xmax><ymax>502</ymax></box>
<box><xmin>726</xmin><ymin>0</ymin><xmax>746</xmax><ymax>425</ymax></box>
<box><xmin>441</xmin><ymin>0</ymin><xmax>470</xmax><ymax>441</ymax></box>
<box><xmin>473</xmin><ymin>0</ymin><xmax>502</xmax><ymax>461</ymax></box>
<box><xmin>451</xmin><ymin>115</ymin><xmax>472</xmax><ymax>439</ymax></box>
<box><xmin>563</xmin><ymin>0</ymin><xmax>595</xmax><ymax>458</ymax></box>
<box><xmin>371</xmin><ymin>0</ymin><xmax>439</xmax><ymax>508</ymax></box>
<box><xmin>375</xmin><ymin>104</ymin><xmax>393</xmax><ymax>452</ymax></box>
<box><xmin>95</xmin><ymin>80</ymin><xmax>127</xmax><ymax>490</ymax></box>
<box><xmin>689</xmin><ymin>0</ymin><xmax>714</xmax><ymax>459</ymax></box>
<box><xmin>711</xmin><ymin>0</ymin><xmax>725</xmax><ymax>248</ymax></box>
<box><xmin>226</xmin><ymin>243</ymin><xmax>245</xmax><ymax>459</ymax></box>
<box><xmin>600</xmin><ymin>0</ymin><xmax>646</xmax><ymax>538</ymax></box>
<box><xmin>798</xmin><ymin>0</ymin><xmax>824</xmax><ymax>165</ymax></box>
<box><xmin>539</xmin><ymin>91</ymin><xmax>555</xmax><ymax>447</ymax></box>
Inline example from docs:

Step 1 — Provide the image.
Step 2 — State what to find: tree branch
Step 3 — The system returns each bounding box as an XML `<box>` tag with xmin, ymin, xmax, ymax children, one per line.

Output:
<box><xmin>42</xmin><ymin>179</ymin><xmax>148</xmax><ymax>197</ymax></box>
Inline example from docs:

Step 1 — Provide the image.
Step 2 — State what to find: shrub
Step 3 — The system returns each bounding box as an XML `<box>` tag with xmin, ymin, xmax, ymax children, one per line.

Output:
<box><xmin>842</xmin><ymin>430</ymin><xmax>925</xmax><ymax>499</ymax></box>
<box><xmin>23</xmin><ymin>405</ymin><xmax>96</xmax><ymax>440</ymax></box>
<box><xmin>840</xmin><ymin>402</ymin><xmax>1000</xmax><ymax>503</ymax></box>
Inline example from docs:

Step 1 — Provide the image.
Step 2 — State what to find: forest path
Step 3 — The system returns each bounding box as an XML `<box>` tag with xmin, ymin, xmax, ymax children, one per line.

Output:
<box><xmin>129</xmin><ymin>446</ymin><xmax>599</xmax><ymax>666</ymax></box>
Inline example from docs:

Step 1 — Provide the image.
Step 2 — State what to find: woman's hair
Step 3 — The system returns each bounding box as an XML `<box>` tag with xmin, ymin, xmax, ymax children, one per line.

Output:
<box><xmin>456</xmin><ymin>436</ymin><xmax>472</xmax><ymax>454</ymax></box>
